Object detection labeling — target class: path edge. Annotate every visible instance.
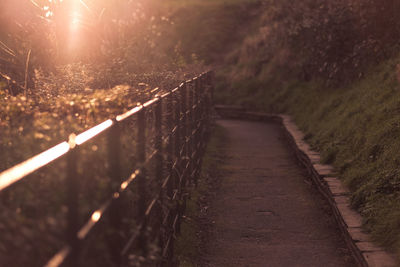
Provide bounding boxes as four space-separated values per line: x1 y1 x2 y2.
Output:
214 105 397 267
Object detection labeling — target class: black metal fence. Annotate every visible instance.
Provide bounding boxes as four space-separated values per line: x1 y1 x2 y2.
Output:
0 71 213 266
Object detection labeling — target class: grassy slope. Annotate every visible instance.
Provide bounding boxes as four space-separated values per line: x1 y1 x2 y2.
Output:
166 0 400 260
272 60 400 252
200 0 400 256
217 49 400 255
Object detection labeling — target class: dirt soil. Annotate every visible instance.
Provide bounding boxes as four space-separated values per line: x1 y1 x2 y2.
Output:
198 119 356 267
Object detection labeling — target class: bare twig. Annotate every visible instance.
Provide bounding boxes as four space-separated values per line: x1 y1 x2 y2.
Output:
0 40 16 57
24 49 31 98
0 72 24 95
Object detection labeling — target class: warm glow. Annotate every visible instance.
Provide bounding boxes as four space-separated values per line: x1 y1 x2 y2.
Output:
116 106 143 122
71 11 80 28
0 142 70 191
44 246 71 267
120 181 128 190
75 119 113 145
161 91 171 98
77 201 109 240
119 169 140 191
91 210 101 222
143 98 159 108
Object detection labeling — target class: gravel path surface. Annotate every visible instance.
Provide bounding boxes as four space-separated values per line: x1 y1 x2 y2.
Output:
201 120 355 267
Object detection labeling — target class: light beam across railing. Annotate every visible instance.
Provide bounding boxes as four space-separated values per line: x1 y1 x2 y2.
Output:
0 142 70 191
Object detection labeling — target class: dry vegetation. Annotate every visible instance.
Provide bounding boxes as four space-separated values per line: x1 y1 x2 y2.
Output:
0 0 208 169
0 0 209 265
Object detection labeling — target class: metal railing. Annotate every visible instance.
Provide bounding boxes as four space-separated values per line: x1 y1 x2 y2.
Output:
0 71 213 266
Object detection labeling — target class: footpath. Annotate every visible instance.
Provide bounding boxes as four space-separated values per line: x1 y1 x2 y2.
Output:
201 119 355 267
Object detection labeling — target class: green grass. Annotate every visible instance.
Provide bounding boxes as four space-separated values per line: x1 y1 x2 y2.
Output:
174 124 228 266
216 55 400 257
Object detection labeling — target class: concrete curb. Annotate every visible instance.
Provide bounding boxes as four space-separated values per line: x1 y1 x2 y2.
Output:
214 105 397 267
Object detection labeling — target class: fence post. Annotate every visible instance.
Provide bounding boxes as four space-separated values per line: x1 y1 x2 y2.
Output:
155 98 163 193
173 88 182 235
166 93 175 211
107 122 122 266
198 75 207 173
66 137 80 267
179 82 189 232
180 83 188 186
205 72 212 133
187 81 195 186
154 97 164 263
193 78 201 185
209 71 215 106
163 93 175 264
204 74 211 135
137 107 148 256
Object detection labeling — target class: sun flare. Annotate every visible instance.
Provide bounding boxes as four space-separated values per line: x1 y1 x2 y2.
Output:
71 11 81 27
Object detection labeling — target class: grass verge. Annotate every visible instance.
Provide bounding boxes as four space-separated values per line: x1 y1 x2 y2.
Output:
174 124 228 266
216 55 400 258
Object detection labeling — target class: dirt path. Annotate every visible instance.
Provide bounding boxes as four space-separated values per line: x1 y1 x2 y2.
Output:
201 120 355 267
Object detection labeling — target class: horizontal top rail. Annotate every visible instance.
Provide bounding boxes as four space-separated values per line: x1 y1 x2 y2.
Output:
0 72 210 193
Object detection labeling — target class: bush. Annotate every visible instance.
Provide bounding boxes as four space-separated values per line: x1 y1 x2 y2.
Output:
227 0 400 88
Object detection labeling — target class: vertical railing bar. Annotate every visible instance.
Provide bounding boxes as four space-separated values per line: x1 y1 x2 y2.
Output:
193 78 201 186
179 82 188 235
164 93 175 264
180 83 188 186
137 107 148 257
188 81 195 186
107 121 123 267
154 97 163 264
66 140 80 267
205 72 212 133
198 75 207 176
155 98 163 186
174 86 183 235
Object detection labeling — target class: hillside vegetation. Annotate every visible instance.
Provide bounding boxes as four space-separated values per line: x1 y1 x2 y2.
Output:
213 0 400 258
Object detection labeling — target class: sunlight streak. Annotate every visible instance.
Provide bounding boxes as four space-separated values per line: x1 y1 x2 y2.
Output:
77 201 110 240
91 210 101 222
0 142 70 191
75 119 113 145
78 0 91 13
44 246 71 267
116 106 143 121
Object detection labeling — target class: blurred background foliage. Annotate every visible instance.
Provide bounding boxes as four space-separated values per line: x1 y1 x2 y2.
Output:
0 0 208 95
3 0 400 97
221 0 400 95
